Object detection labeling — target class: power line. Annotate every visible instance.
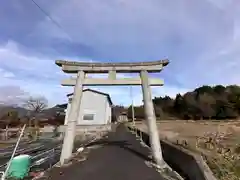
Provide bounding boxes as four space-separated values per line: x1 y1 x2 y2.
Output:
30 0 72 41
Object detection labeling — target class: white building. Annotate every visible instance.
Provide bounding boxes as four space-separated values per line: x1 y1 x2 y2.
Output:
64 89 113 126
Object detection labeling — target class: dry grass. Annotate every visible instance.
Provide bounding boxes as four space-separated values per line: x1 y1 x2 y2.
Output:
0 143 9 148
133 120 240 180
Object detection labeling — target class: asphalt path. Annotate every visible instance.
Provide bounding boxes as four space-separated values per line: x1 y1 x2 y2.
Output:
43 125 166 180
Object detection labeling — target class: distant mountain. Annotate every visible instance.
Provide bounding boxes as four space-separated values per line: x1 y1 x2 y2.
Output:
0 104 65 119
0 105 29 118
38 105 66 119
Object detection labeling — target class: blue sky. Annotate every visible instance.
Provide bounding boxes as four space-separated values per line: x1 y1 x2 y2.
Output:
0 0 239 107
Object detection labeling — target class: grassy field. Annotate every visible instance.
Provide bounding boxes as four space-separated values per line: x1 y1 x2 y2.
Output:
133 120 240 180
0 143 9 148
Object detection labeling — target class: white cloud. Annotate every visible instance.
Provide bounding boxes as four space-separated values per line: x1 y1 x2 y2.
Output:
0 41 186 106
3 72 15 78
0 85 29 105
152 86 190 98
0 41 70 106
1 0 240 107
207 0 234 10
0 68 15 78
32 0 240 87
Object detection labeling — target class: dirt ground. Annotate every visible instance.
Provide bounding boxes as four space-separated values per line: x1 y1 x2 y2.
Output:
134 120 240 148
133 120 240 180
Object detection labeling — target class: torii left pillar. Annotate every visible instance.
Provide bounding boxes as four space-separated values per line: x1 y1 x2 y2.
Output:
60 71 85 165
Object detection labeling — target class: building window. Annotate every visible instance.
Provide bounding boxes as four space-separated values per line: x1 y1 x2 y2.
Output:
83 114 94 121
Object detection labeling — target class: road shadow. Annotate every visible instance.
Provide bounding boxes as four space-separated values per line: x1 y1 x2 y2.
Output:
85 140 152 162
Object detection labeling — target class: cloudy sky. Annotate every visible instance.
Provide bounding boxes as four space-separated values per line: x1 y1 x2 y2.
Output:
0 0 239 107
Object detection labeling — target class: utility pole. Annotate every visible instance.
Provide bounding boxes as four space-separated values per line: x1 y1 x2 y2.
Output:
130 86 135 126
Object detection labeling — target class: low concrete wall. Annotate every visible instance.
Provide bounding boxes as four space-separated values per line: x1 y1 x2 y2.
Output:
59 124 112 134
129 127 217 180
41 124 112 134
40 125 113 141
41 126 55 133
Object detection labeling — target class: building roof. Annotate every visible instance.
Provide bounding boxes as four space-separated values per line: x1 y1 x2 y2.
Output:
55 104 68 108
67 89 113 106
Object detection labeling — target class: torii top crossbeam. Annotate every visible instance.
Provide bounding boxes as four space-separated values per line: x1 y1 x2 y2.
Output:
55 59 169 73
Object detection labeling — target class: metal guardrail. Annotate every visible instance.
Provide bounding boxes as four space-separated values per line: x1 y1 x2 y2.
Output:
31 145 61 162
0 136 99 174
0 141 41 154
31 149 54 162
30 145 62 171
0 164 6 170
31 149 55 167
0 145 62 172
0 144 45 158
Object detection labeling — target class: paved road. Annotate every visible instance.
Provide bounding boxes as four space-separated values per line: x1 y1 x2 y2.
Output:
42 124 166 180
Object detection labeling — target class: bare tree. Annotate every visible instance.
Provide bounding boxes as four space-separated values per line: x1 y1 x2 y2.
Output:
23 96 48 139
23 96 48 113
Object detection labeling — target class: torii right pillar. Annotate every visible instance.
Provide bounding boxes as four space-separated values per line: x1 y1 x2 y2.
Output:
140 70 165 167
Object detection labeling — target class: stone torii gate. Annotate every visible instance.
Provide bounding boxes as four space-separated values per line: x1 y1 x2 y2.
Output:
55 59 169 167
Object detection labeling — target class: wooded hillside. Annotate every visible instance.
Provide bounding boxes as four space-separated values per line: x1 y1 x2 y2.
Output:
128 85 240 120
